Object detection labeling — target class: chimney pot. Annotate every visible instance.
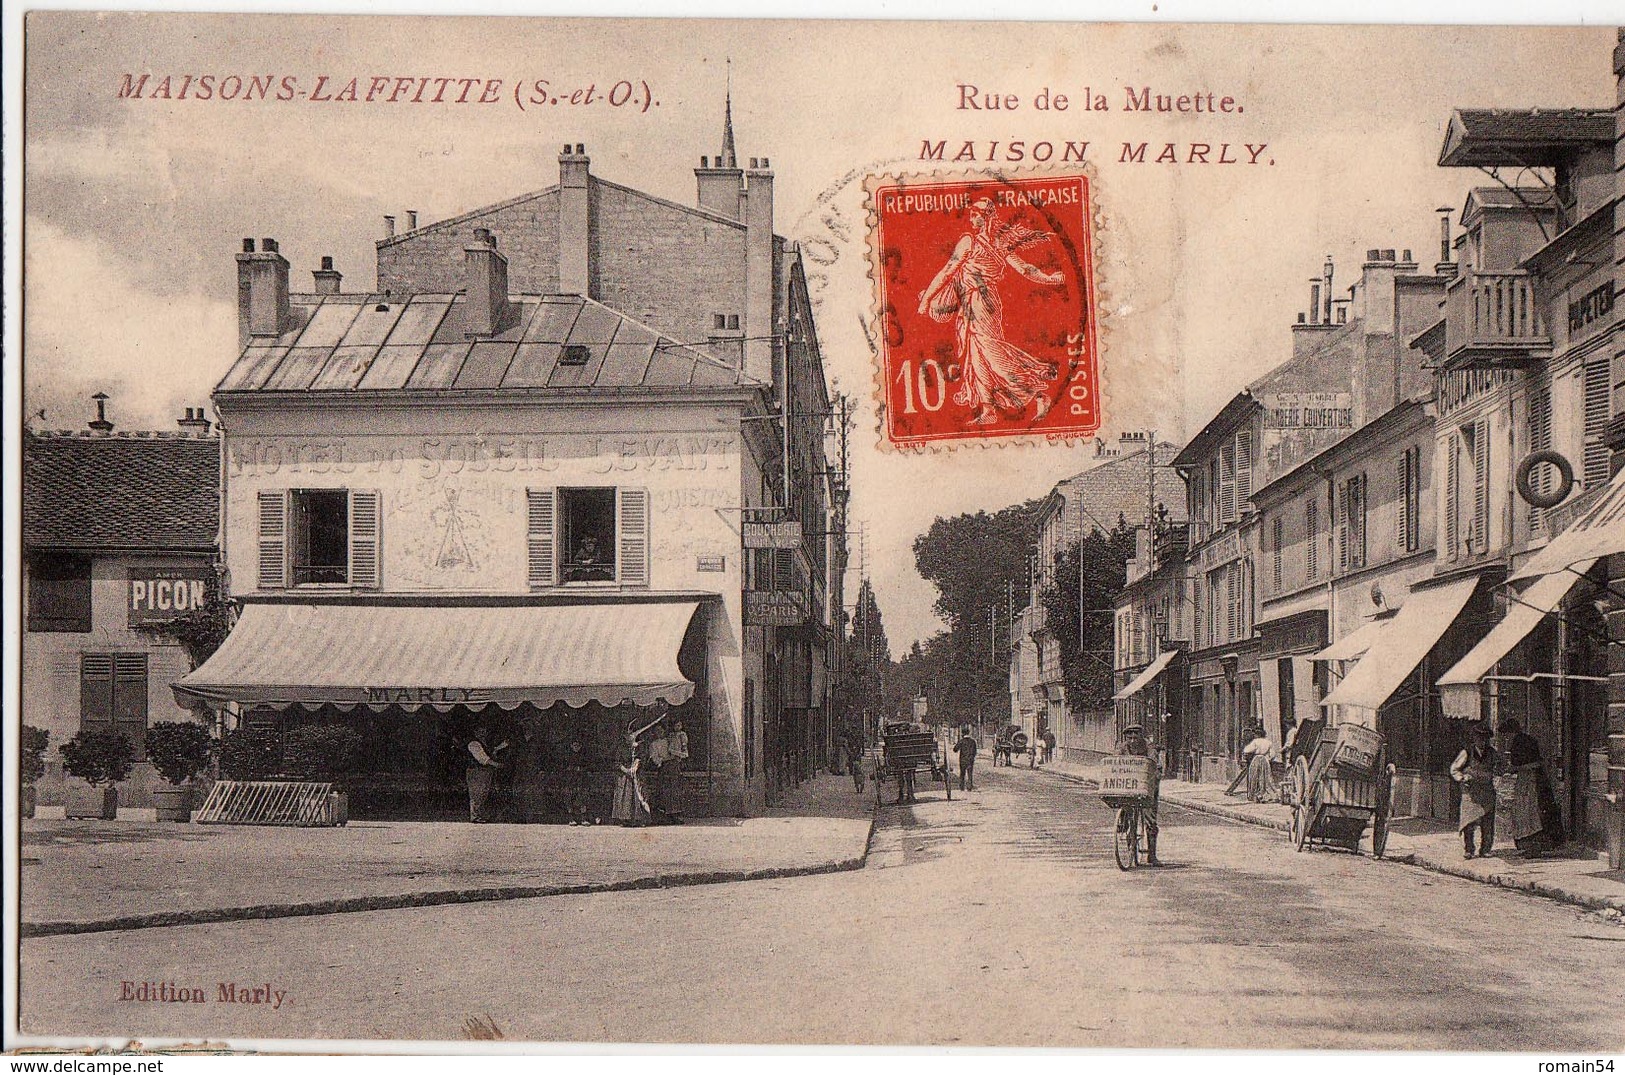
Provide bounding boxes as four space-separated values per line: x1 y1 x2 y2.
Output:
1402 249 1412 263
242 238 255 253
320 255 333 271
562 143 571 154
1382 248 1395 262
1297 312 1306 324
1367 248 1380 262
89 393 113 434
261 238 278 254
406 210 418 231
384 215 396 238
575 143 584 154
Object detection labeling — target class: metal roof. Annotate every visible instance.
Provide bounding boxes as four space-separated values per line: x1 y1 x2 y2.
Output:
217 293 756 396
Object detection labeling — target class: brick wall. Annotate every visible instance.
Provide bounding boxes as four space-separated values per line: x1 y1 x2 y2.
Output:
378 190 562 297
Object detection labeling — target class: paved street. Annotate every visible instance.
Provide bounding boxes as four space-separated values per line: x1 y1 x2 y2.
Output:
19 765 1625 1048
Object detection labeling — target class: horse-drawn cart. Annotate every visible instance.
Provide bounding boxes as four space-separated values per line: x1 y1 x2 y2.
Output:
1279 722 1394 856
880 724 953 802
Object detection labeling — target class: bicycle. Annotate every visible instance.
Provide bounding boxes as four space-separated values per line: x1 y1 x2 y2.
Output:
1112 801 1148 870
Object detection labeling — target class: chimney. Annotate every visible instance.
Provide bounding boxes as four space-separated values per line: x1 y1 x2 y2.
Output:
312 255 343 295
236 236 290 350
557 143 592 296
1435 207 1457 276
743 158 776 386
88 393 114 434
406 210 418 231
384 215 396 238
464 227 510 337
1308 280 1322 325
1322 255 1334 325
696 92 745 219
177 406 213 436
1360 247 1399 335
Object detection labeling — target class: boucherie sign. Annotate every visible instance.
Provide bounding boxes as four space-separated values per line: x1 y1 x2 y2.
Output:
128 566 213 625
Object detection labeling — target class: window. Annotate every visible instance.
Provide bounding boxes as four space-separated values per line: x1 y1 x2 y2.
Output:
1346 474 1367 570
81 653 149 758
28 551 92 632
1397 447 1422 554
712 313 741 332
258 489 380 589
293 489 349 584
526 486 650 588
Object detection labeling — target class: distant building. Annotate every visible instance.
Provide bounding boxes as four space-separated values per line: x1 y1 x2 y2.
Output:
21 406 220 814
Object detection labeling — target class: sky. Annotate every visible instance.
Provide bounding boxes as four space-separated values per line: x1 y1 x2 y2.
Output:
19 15 1616 646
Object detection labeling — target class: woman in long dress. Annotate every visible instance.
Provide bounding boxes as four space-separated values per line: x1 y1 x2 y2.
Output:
610 730 650 827
662 719 689 824
916 197 1065 426
1241 730 1276 803
1450 723 1502 858
1499 719 1565 855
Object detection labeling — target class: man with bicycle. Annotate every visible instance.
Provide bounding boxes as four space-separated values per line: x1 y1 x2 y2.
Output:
1117 723 1162 866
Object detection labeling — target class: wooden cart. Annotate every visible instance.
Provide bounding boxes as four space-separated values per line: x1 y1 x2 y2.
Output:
1279 723 1394 856
880 725 953 802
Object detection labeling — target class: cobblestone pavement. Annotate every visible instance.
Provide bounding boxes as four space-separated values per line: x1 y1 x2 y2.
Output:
18 764 1624 1048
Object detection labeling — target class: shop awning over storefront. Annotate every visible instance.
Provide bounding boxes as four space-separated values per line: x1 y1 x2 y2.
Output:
1310 617 1392 663
1511 466 1625 582
1112 650 1179 701
1320 577 1479 712
175 600 702 711
1435 559 1595 719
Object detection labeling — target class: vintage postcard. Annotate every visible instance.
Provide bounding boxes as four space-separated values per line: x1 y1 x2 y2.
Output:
7 10 1625 1057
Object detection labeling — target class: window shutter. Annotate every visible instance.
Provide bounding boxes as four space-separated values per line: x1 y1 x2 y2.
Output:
1219 442 1237 523
80 654 113 733
256 491 288 590
1472 419 1489 552
617 488 650 588
1337 483 1349 572
526 488 557 589
1584 355 1610 488
1395 454 1410 552
1529 384 1553 532
113 654 149 758
348 490 381 589
1351 474 1366 568
1306 500 1319 580
1235 429 1254 508
772 548 795 592
1271 517 1283 594
1226 564 1240 640
1445 435 1460 558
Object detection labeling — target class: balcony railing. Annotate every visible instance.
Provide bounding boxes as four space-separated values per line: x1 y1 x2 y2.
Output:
1442 269 1550 368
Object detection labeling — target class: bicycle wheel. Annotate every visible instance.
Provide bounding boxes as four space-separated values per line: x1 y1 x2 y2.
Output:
1114 807 1140 870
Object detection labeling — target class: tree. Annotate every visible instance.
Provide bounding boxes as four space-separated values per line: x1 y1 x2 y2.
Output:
1041 516 1136 714
139 569 232 670
834 578 895 737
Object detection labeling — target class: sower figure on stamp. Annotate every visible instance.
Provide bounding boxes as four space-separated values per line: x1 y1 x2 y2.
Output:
916 196 1065 426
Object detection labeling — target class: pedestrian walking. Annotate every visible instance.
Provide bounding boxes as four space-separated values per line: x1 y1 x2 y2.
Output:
1043 729 1056 765
847 728 867 793
1499 719 1565 856
956 725 979 791
463 722 507 823
1241 729 1276 803
1451 723 1503 858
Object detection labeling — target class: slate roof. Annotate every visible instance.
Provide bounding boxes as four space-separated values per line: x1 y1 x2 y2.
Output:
1440 108 1613 168
217 293 755 396
23 431 219 551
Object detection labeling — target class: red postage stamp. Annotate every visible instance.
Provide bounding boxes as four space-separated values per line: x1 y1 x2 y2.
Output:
865 170 1102 448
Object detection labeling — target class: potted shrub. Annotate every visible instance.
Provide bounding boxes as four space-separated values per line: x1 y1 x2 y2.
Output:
146 721 215 821
282 724 362 825
20 725 49 819
59 728 135 820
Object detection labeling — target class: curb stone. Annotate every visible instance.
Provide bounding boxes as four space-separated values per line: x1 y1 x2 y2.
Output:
22 801 882 939
1038 766 1623 914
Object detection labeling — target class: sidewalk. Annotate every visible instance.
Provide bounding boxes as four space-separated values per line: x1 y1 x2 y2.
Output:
1038 756 1625 915
19 772 875 937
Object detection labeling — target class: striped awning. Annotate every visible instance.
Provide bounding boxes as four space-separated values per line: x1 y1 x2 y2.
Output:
1113 650 1178 701
175 600 701 711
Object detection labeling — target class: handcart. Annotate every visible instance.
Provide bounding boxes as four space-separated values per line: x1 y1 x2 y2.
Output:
1098 755 1157 870
1279 722 1393 856
881 724 953 802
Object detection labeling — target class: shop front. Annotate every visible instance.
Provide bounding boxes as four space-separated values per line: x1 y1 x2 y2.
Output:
1257 610 1327 756
177 597 720 820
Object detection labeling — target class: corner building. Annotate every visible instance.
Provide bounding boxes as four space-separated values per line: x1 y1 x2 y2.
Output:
180 122 840 818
